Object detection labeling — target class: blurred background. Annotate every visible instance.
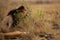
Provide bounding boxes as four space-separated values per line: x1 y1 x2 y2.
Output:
0 0 60 40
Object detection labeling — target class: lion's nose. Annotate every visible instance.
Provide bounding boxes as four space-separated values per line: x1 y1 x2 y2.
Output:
24 10 28 14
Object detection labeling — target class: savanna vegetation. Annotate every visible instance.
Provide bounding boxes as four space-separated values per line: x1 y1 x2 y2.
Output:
0 0 60 40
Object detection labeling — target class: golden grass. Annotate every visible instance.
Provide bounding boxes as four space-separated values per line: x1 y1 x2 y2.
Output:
0 2 60 40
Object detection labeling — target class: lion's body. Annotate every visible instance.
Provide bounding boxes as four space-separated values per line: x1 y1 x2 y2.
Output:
1 15 13 32
1 6 27 32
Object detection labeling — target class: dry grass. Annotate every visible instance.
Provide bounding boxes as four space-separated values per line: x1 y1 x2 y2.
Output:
0 0 60 40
